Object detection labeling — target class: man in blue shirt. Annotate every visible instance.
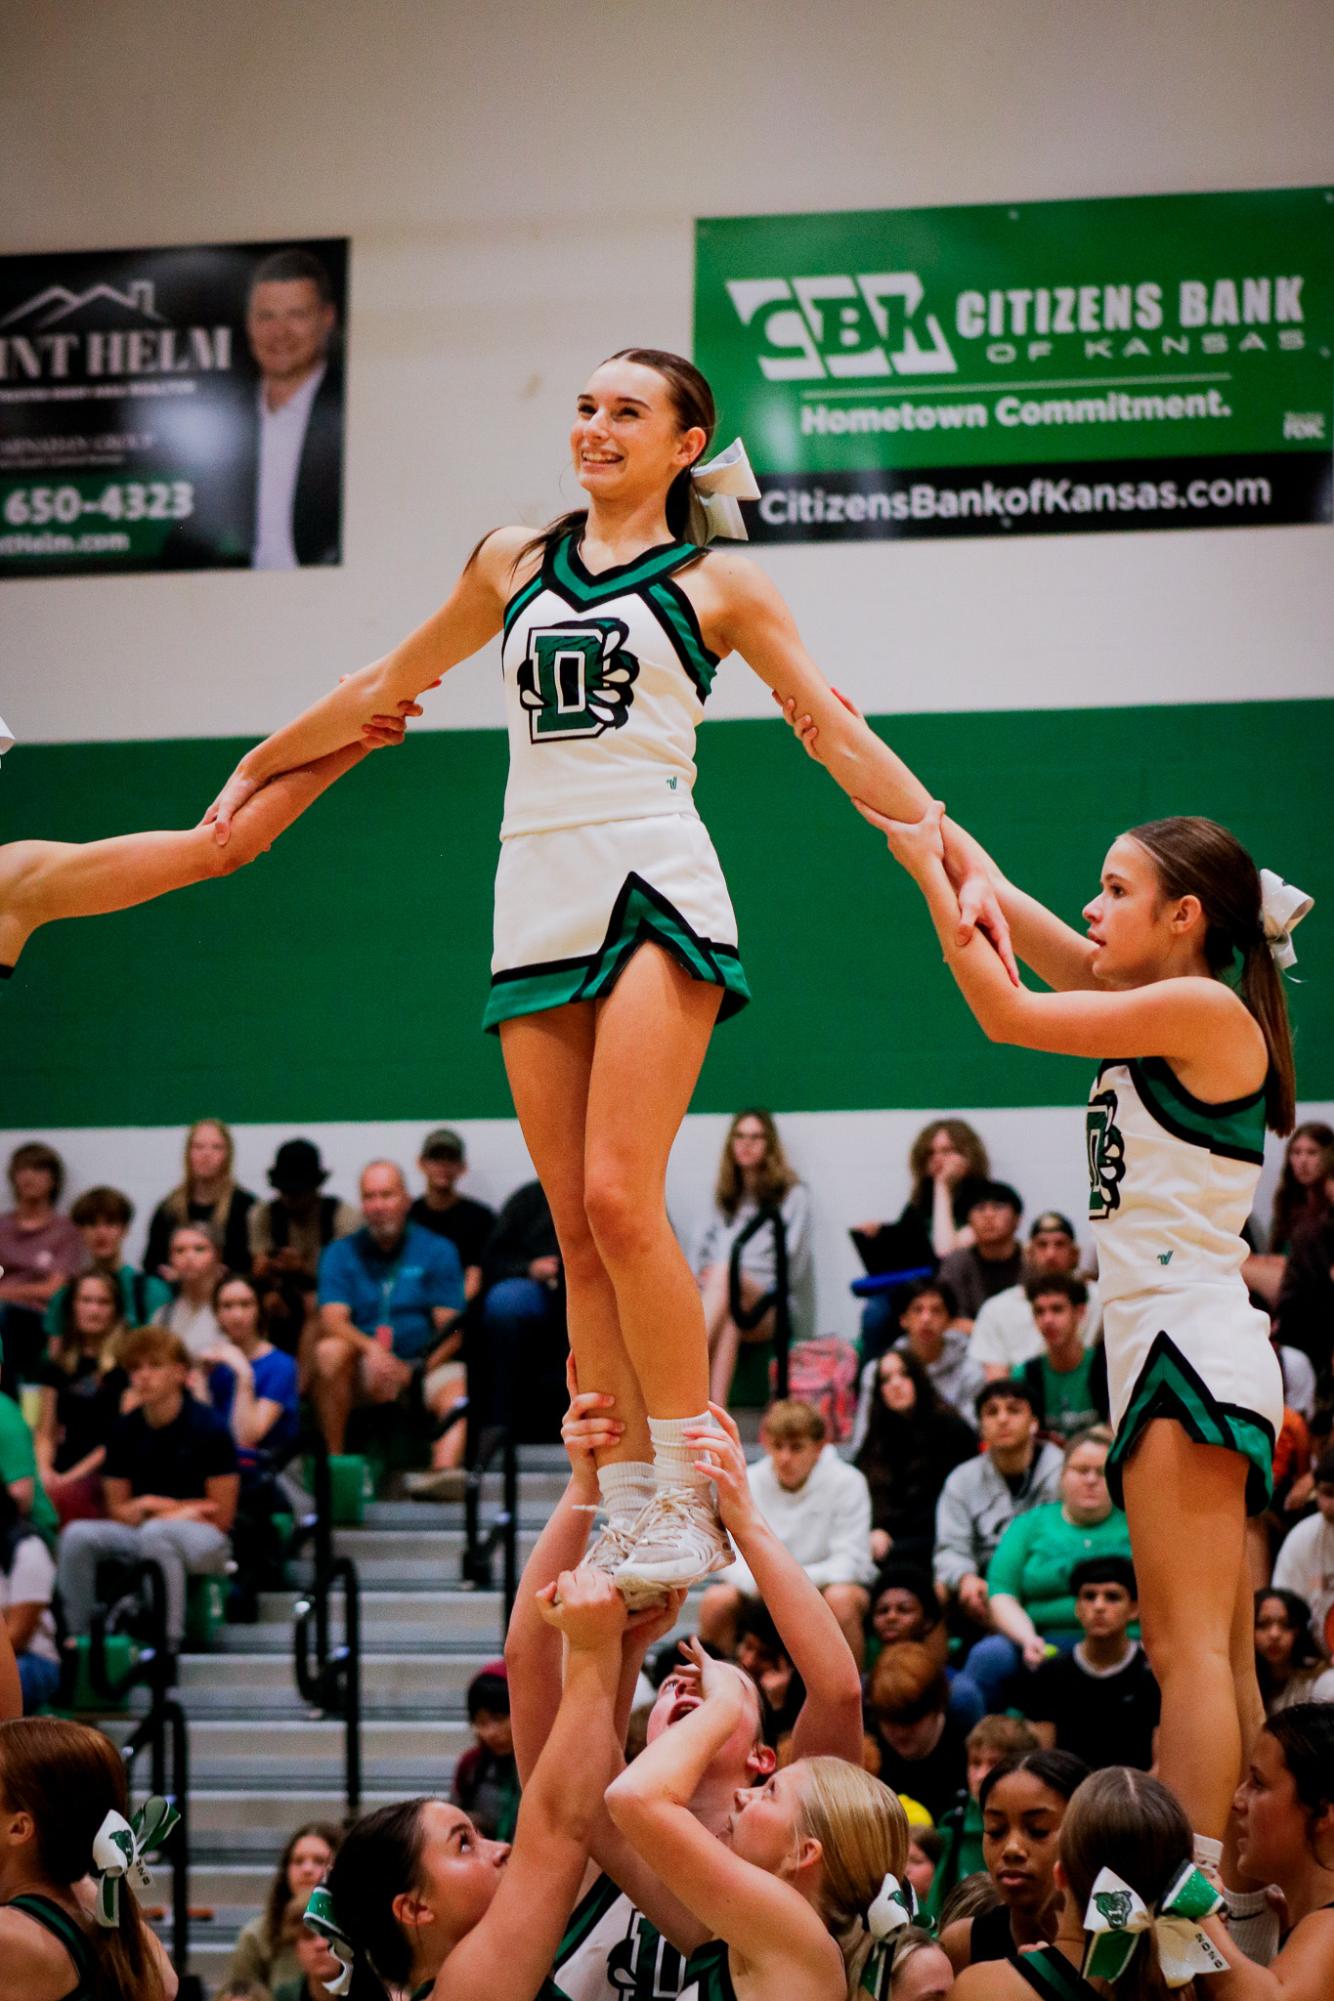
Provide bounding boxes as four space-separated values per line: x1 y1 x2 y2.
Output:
314 1161 464 1462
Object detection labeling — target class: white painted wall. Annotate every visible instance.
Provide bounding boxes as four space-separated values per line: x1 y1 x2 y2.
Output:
3 0 1333 747
5 1102 1326 1342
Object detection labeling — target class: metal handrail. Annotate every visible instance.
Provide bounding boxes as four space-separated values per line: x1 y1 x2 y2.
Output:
461 1417 519 1629
85 1559 196 1994
727 1202 793 1399
291 1429 363 1814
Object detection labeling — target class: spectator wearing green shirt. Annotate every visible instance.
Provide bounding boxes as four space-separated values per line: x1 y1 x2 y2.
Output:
964 1426 1129 1710
42 1186 171 1343
1010 1274 1108 1447
0 1387 59 1549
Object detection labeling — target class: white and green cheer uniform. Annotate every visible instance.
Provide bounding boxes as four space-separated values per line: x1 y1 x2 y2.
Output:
551 1871 688 2001
1086 1055 1282 1512
483 531 750 1031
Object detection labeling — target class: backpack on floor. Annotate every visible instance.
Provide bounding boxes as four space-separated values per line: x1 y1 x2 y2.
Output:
772 1337 860 1442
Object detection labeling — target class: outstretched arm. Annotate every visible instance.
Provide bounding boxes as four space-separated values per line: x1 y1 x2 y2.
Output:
0 740 367 969
203 526 528 840
440 1571 626 2001
859 800 1259 1069
686 1404 863 1762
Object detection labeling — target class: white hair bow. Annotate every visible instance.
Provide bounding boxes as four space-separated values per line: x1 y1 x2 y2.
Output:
1259 868 1314 970
305 1884 355 1996
866 1870 916 1939
90 1797 179 1928
687 438 760 544
1083 1863 1227 1988
0 714 12 758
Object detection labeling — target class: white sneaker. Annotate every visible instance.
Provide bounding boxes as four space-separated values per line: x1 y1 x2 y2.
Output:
613 1485 733 1606
581 1516 642 1577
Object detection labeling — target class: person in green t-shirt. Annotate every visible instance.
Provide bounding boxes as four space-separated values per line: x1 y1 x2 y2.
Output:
1011 1273 1109 1446
964 1427 1131 1710
0 1386 59 1548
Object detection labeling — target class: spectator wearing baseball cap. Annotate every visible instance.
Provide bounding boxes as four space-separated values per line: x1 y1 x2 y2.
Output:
935 1181 1025 1329
971 1211 1102 1381
248 1140 358 1355
409 1129 495 1303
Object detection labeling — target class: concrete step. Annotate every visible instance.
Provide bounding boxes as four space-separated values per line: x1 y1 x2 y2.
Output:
318 1527 541 1583
220 1586 510 1650
173 1649 487 1713
101 1714 468 1783
189 1785 397 1848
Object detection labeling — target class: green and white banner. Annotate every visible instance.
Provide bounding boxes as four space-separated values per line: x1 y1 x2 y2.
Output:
694 186 1334 540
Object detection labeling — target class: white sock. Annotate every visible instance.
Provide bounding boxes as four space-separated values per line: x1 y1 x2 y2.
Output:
1193 1833 1224 1870
1222 1886 1281 1966
597 1460 654 1527
649 1413 713 1491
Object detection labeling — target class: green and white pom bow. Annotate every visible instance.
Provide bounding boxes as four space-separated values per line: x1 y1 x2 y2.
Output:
860 1872 920 1999
305 1884 356 1996
90 1797 179 1928
1083 1861 1228 1987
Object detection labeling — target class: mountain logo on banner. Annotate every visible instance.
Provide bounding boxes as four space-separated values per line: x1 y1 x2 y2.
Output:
1 281 166 331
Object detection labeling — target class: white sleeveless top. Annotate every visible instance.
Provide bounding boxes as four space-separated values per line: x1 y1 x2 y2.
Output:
1086 1055 1266 1307
498 532 720 839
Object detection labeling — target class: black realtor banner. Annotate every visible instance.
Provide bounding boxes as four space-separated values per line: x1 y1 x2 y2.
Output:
693 187 1334 540
0 237 348 577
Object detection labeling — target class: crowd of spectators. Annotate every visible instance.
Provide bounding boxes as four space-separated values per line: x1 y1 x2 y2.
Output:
0 1106 1330 1997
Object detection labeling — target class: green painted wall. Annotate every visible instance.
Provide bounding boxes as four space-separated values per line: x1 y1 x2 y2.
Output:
5 700 1329 1127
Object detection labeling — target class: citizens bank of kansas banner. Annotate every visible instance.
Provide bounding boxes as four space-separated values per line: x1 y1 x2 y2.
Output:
694 187 1333 541
0 237 348 578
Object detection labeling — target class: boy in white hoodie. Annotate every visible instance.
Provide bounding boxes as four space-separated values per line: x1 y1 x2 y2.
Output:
697 1398 876 1664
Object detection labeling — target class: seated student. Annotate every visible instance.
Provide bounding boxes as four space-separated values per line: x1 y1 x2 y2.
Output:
887 1923 953 2001
1020 1555 1160 1771
0 1715 177 2001
505 1390 864 2001
864 1641 969 1822
151 1221 226 1357
409 1128 496 1303
225 1821 340 1999
940 1749 1088 1977
923 1716 1039 1923
33 1269 131 1524
468 1178 569 1446
964 1427 1130 1713
606 1641 912 2001
56 1326 239 1649
0 1141 85 1395
693 1109 811 1408
312 1160 464 1467
305 1570 634 2001
1209 1704 1334 2001
730 1596 807 1755
1272 1448 1334 1652
971 1211 1101 1382
856 1120 992 1361
143 1116 255 1280
951 1764 1225 2001
0 1485 60 1712
852 1281 983 1449
248 1138 358 1356
203 1273 300 1460
272 1909 345 2001
936 1181 1024 1332
1010 1275 1109 1447
1254 1587 1334 1712
698 1397 876 1666
932 1380 1063 1641
855 1347 977 1567
42 1185 170 1340
865 1565 984 1730
0 1386 58 1551
450 1660 520 1841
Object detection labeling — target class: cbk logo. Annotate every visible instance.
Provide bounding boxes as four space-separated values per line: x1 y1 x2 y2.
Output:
518 619 639 743
725 271 957 382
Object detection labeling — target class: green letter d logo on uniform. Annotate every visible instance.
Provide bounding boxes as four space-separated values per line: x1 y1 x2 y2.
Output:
518 618 640 742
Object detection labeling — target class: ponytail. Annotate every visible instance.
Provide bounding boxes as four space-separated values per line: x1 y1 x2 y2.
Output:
1128 816 1298 1134
1060 1769 1198 2001
0 1719 166 2001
